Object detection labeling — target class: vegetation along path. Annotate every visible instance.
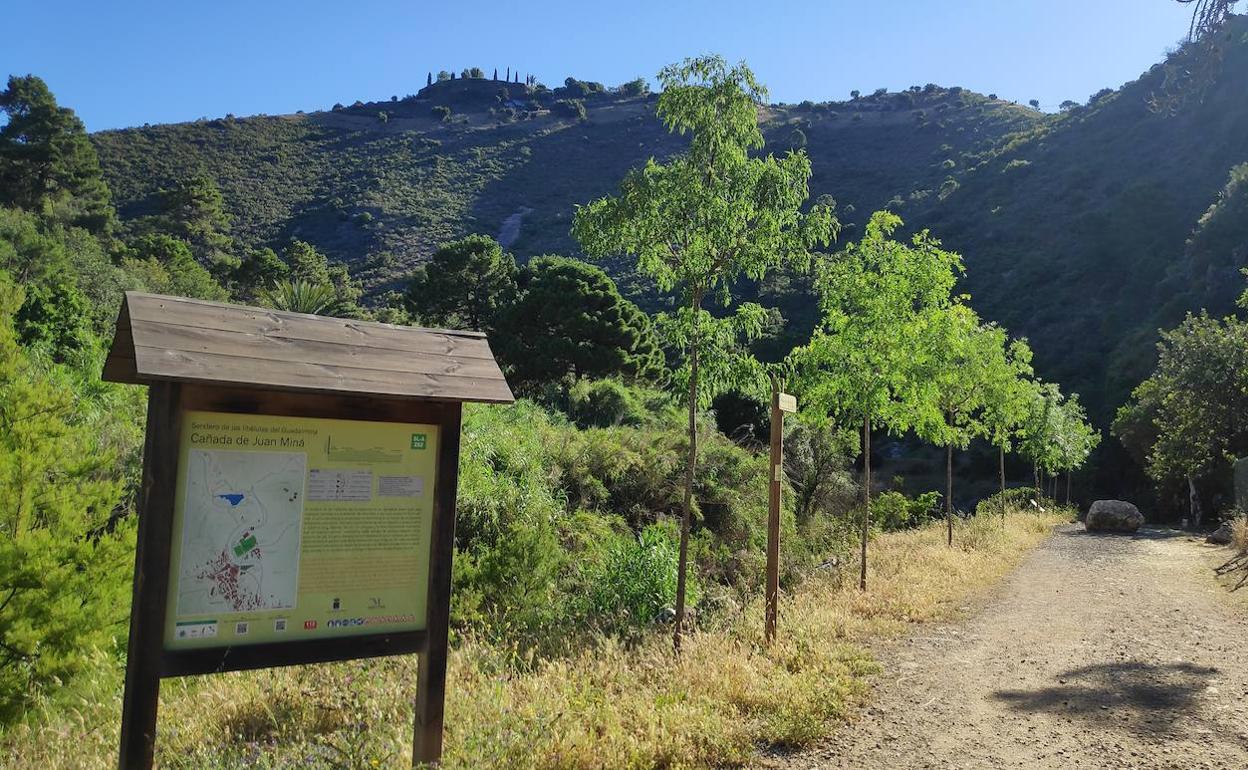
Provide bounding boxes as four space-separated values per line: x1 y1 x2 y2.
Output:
763 525 1248 770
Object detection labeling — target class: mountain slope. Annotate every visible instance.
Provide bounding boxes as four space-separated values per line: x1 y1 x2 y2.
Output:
90 21 1248 427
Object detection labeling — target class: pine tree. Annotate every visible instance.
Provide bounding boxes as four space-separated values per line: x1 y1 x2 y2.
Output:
0 75 114 234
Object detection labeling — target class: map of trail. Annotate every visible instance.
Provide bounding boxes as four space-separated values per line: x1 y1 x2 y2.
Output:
176 449 307 616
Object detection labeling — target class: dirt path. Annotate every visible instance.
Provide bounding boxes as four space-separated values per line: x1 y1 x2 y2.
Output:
761 526 1248 769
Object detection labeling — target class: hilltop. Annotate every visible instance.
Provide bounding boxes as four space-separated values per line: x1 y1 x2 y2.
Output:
90 21 1248 431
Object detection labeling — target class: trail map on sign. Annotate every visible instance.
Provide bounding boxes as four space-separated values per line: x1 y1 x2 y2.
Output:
165 411 438 650
176 450 306 615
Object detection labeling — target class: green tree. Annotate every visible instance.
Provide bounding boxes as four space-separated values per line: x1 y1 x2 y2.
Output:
791 211 960 588
1112 312 1248 524
0 76 114 235
920 305 1015 545
124 233 228 301
1051 393 1100 504
0 272 133 721
404 235 518 331
574 56 837 649
494 256 664 391
1019 381 1067 496
980 338 1037 520
153 174 236 277
230 247 289 300
281 240 363 317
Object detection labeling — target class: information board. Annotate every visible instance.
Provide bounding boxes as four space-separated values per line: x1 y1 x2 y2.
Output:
163 410 439 650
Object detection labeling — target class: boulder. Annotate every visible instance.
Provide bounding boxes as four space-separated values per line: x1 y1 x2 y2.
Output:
1085 500 1145 533
1207 522 1235 545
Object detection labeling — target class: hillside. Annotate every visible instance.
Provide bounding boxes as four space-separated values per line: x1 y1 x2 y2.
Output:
90 21 1248 429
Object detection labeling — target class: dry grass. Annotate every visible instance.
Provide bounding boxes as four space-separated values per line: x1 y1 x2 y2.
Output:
1230 515 1248 554
1 509 1067 769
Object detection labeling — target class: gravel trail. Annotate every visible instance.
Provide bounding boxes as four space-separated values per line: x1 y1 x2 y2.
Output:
761 525 1248 769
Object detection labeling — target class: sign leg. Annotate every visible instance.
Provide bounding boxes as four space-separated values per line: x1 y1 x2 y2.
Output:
413 404 461 766
119 383 181 769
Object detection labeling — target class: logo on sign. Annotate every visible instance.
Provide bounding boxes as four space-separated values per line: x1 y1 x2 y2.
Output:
304 620 318 630
411 433 427 450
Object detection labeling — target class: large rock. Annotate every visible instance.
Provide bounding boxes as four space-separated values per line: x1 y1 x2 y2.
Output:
1207 522 1235 545
1085 500 1145 533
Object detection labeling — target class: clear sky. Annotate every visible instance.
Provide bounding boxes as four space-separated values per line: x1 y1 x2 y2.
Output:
2 0 1199 131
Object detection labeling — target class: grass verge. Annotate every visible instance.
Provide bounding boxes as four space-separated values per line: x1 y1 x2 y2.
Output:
2 509 1068 769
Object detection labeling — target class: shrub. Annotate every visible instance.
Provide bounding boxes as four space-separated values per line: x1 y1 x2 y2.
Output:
554 99 587 121
0 274 134 722
578 523 689 635
431 105 451 122
869 490 940 531
567 378 649 428
618 78 649 97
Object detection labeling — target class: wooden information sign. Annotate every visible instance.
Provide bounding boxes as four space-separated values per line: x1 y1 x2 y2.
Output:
102 293 513 769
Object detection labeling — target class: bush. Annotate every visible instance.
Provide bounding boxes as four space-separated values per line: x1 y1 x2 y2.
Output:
0 274 134 722
617 78 649 97
567 378 649 428
554 99 586 121
578 523 689 635
975 487 1044 518
431 105 451 122
869 490 939 531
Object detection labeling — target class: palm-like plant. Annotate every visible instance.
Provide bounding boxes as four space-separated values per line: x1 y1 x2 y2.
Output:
258 279 337 315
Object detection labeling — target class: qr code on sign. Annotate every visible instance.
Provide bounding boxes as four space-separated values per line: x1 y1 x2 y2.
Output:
235 621 249 636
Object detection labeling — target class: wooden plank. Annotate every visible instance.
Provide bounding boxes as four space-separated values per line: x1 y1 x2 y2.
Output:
118 383 182 770
132 345 515 404
765 384 782 645
413 403 462 766
125 293 496 359
128 319 505 380
162 631 427 677
179 384 447 424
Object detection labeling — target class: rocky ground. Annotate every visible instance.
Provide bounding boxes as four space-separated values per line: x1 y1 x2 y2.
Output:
760 525 1248 769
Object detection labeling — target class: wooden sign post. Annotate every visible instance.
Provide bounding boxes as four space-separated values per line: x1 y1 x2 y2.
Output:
765 376 796 645
103 293 513 769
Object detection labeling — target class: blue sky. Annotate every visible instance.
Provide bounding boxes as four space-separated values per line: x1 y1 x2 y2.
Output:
3 0 1199 131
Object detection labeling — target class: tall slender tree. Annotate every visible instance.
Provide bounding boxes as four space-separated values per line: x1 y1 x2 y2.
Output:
791 211 960 588
920 305 1016 545
575 56 837 650
981 339 1037 522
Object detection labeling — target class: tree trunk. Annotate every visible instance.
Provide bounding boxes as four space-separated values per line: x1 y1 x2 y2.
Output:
999 445 1007 526
1187 475 1203 529
673 295 701 653
1033 463 1040 495
1065 472 1072 506
860 414 870 591
946 442 954 547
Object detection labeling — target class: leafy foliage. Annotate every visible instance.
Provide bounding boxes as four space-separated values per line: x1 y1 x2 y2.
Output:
0 273 134 721
494 256 664 392
404 234 517 330
575 55 836 648
0 75 113 234
1113 312 1248 511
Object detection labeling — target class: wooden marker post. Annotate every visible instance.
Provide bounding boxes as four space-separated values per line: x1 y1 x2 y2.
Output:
765 377 797 645
103 293 513 769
